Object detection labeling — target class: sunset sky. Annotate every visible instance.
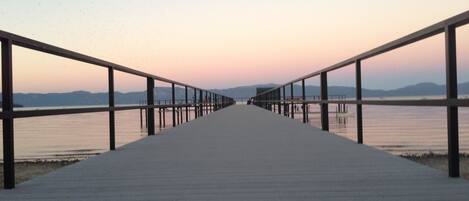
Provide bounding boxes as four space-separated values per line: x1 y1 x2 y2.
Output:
0 0 468 92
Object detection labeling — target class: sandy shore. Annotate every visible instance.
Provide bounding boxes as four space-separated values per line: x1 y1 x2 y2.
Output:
0 160 80 189
401 154 469 179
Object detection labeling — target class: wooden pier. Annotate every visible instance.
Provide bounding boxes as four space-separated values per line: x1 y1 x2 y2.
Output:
1 105 469 200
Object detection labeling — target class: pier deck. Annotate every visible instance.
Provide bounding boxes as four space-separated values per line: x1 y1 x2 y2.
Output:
1 105 469 200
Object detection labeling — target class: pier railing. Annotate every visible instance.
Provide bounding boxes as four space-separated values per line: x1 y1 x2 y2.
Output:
251 11 469 178
0 30 235 189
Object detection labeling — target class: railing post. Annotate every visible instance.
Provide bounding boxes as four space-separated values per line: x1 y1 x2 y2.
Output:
445 25 459 177
209 93 212 113
2 39 14 189
176 106 180 125
199 90 203 117
159 107 162 129
193 88 197 118
290 83 294 119
320 72 329 131
356 60 363 144
163 107 166 127
171 83 176 127
180 105 183 122
267 93 270 111
108 68 115 150
283 86 287 116
277 89 281 114
222 96 225 108
147 78 155 135
214 94 218 111
302 79 306 123
185 86 188 122
208 93 211 113
204 92 208 115
270 93 273 111
207 93 209 111
271 92 274 112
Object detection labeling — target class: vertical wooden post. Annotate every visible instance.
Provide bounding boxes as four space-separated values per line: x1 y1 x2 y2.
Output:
320 72 329 131
180 106 183 122
214 95 218 111
290 83 294 119
277 89 281 114
356 60 363 144
283 86 287 116
2 39 14 189
445 25 459 177
302 79 306 123
108 68 115 150
208 93 211 113
204 92 208 115
171 83 176 127
176 107 180 125
147 78 155 135
194 88 198 118
158 108 162 129
199 90 204 117
139 106 143 128
162 108 166 127
185 86 188 122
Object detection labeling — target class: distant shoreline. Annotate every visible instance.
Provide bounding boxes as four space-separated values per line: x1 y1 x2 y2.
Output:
7 81 469 107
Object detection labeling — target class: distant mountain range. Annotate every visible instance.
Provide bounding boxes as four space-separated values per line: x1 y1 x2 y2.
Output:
5 81 469 107
213 81 469 99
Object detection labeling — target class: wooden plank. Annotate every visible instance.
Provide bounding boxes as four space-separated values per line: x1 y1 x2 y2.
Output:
1 105 468 200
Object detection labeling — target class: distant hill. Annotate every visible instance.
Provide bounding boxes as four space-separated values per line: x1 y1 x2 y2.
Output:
213 82 469 99
11 87 190 107
0 102 23 107
4 82 469 107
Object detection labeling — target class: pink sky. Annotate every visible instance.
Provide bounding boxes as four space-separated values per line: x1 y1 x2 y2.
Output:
0 0 468 92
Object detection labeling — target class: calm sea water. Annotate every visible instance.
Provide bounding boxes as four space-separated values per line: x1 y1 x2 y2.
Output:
0 99 468 160
0 107 189 160
294 97 469 155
